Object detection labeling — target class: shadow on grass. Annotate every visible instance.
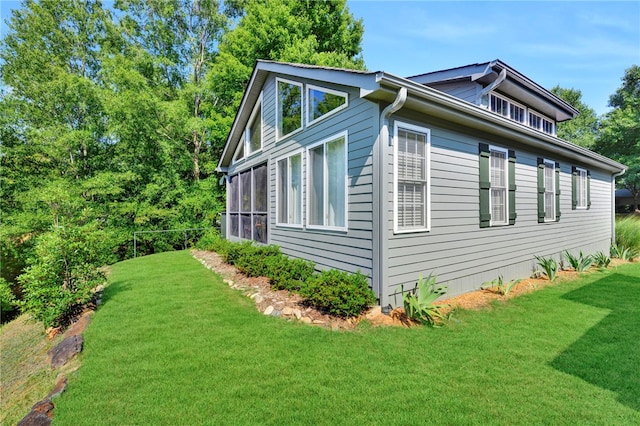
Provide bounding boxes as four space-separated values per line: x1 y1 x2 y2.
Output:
550 273 640 411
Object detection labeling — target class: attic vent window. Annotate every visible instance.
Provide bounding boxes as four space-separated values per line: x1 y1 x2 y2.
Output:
307 84 348 125
277 78 303 140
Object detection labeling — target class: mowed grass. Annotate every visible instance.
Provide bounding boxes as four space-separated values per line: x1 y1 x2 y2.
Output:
54 251 640 425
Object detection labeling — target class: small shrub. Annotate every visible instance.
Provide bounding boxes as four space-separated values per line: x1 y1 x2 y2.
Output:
234 244 281 277
611 244 639 262
196 229 232 256
266 256 315 291
403 273 449 326
301 270 376 318
535 255 558 281
480 275 521 296
564 250 593 272
592 251 611 268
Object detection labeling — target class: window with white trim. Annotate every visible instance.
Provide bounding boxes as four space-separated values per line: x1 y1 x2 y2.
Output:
277 78 303 140
543 159 555 221
228 163 268 243
245 96 262 155
276 152 303 226
307 132 347 230
394 122 430 233
529 111 555 135
307 84 348 125
488 93 556 135
576 167 588 209
490 146 508 225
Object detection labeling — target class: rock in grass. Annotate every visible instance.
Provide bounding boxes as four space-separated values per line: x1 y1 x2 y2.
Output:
263 306 274 315
17 399 54 426
48 335 83 369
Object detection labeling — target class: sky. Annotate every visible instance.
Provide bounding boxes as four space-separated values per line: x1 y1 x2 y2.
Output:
1 0 639 115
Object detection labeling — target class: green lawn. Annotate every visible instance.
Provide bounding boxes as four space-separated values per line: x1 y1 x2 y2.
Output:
54 251 640 425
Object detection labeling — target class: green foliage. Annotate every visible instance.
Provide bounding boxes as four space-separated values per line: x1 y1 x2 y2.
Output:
611 244 639 262
234 244 282 278
300 269 375 318
18 226 107 328
564 250 594 272
551 86 598 149
481 275 521 296
0 277 19 320
265 256 316 291
615 215 640 251
535 255 559 281
403 273 449 326
592 252 611 269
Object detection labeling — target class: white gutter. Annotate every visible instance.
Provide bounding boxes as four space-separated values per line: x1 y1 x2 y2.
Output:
377 87 407 312
612 169 627 246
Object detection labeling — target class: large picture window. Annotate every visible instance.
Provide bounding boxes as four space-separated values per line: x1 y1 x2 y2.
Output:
228 163 268 243
277 152 303 226
277 78 303 140
307 132 347 230
307 84 348 125
393 122 430 233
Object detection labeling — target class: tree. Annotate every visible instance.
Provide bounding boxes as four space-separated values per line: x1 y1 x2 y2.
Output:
206 0 365 157
551 86 598 149
595 66 640 210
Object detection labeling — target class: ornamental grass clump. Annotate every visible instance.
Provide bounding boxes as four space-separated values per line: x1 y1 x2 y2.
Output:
615 215 640 252
564 250 593 272
480 275 521 296
403 273 449 326
535 255 559 281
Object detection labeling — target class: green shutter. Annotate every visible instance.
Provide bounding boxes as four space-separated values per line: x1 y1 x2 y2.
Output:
508 150 517 225
587 170 591 209
479 143 491 228
537 158 545 223
571 166 577 210
555 162 561 222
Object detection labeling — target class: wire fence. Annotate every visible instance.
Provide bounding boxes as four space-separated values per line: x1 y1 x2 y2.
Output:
133 227 212 258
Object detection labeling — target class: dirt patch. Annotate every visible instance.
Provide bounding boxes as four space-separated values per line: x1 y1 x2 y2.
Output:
192 250 632 329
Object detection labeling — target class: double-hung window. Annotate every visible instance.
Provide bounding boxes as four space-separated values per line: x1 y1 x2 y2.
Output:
572 166 590 209
489 147 508 225
277 152 303 226
307 132 347 230
276 78 303 140
543 160 556 221
394 122 430 233
537 158 560 222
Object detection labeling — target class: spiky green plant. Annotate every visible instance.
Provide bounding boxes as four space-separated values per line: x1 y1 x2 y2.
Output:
480 276 522 295
592 251 611 268
564 250 593 272
611 244 639 262
403 273 449 326
535 255 559 281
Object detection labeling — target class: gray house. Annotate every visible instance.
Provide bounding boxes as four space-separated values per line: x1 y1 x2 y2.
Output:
217 59 626 308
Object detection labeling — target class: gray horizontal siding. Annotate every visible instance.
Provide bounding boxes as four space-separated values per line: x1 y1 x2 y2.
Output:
261 73 378 281
428 81 481 104
383 112 614 305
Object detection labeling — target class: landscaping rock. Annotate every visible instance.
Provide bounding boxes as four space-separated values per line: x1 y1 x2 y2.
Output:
293 309 302 320
47 376 67 398
263 306 274 315
18 399 54 426
282 307 293 316
48 335 83 369
300 317 312 324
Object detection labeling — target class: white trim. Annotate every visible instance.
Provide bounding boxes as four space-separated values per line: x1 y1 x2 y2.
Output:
275 149 304 228
393 121 431 234
543 158 556 222
489 91 556 136
305 130 349 232
489 145 509 226
245 92 263 156
306 83 349 127
275 77 304 141
575 166 588 209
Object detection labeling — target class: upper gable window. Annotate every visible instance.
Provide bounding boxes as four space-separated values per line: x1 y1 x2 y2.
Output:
307 84 348 125
246 95 262 155
488 93 555 135
277 78 303 140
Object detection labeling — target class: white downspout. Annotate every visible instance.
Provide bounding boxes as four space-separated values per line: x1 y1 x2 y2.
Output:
377 87 407 312
612 169 626 246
